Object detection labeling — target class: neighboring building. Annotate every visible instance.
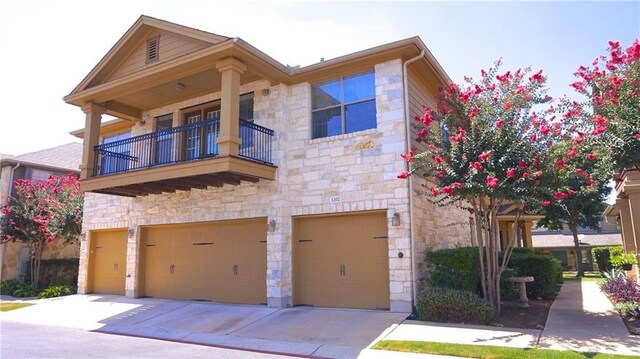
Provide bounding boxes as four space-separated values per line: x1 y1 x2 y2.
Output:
606 169 640 281
65 16 472 312
530 217 623 271
0 143 83 281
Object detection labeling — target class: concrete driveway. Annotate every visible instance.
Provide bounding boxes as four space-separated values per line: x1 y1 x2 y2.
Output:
0 295 407 358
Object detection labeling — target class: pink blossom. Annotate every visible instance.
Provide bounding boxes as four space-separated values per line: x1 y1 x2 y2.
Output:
478 152 491 161
397 171 409 179
555 159 567 169
506 168 516 178
496 119 505 128
587 152 597 160
529 69 544 83
469 108 479 119
433 155 444 165
401 151 415 163
567 146 577 159
518 160 526 168
442 186 453 195
431 185 440 197
428 144 437 151
486 176 499 188
472 162 484 171
554 192 569 200
543 200 551 207
522 172 530 179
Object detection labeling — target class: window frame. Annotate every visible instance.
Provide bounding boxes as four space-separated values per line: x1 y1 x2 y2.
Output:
311 70 377 139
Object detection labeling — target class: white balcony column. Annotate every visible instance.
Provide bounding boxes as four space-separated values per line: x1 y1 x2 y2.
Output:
79 103 105 179
215 57 246 157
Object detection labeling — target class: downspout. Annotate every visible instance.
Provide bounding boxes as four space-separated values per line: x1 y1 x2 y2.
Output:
402 51 425 306
0 162 20 281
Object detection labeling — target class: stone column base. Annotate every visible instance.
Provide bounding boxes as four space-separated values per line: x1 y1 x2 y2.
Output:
268 296 292 309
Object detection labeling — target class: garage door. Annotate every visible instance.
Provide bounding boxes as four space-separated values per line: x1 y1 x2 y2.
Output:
293 211 390 310
142 218 267 304
91 230 127 295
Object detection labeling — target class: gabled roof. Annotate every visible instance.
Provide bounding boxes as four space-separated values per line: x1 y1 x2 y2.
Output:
69 15 231 96
1 143 82 173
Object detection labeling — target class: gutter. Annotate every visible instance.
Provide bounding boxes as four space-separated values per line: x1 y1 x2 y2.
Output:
402 50 425 306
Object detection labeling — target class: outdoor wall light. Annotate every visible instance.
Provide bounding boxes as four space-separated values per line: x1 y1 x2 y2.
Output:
268 219 277 232
261 88 270 97
391 212 401 227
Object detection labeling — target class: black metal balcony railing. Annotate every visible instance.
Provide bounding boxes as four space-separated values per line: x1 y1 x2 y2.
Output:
93 119 274 177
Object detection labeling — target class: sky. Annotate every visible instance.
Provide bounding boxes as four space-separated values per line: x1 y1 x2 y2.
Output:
0 0 638 156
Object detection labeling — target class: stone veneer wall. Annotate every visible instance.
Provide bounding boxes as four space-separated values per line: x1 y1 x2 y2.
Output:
411 175 472 293
76 59 446 312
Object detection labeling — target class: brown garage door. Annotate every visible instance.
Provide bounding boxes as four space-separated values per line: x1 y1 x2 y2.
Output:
142 218 267 304
293 211 390 310
91 230 127 295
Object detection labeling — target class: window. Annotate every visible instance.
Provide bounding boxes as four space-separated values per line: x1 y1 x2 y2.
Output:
239 92 254 149
183 101 220 160
146 35 160 64
101 131 131 174
155 114 173 164
311 70 376 139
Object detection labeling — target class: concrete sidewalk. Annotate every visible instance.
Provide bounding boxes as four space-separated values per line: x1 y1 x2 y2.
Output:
538 280 640 356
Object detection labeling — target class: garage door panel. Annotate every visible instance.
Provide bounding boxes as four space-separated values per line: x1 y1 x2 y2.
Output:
294 212 389 310
92 230 127 295
143 219 267 304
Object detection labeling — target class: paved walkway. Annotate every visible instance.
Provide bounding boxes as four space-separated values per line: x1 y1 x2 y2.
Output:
538 280 640 356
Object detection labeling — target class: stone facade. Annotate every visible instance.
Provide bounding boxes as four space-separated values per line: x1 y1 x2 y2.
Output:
411 175 472 293
79 59 470 311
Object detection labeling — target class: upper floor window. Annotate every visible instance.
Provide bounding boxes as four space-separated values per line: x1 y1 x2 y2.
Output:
311 70 377 139
101 131 131 174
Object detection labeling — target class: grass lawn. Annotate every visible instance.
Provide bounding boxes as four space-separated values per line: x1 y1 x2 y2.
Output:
563 271 602 281
373 340 635 359
0 302 34 312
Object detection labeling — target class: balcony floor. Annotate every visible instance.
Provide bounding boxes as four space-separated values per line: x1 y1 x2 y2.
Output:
81 156 276 197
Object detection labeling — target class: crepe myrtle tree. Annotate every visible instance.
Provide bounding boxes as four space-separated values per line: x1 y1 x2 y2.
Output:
534 99 611 277
570 39 640 172
398 60 553 314
0 174 83 286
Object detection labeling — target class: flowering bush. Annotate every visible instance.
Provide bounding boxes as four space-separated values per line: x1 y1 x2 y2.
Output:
400 60 556 313
601 277 640 304
0 174 83 285
571 39 640 171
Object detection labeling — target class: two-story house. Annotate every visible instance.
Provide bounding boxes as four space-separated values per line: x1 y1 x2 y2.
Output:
66 16 471 312
0 143 82 281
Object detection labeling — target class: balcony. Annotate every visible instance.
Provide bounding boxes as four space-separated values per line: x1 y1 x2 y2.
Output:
81 119 276 197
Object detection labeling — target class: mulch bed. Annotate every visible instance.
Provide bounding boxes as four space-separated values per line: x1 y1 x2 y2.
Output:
492 298 554 330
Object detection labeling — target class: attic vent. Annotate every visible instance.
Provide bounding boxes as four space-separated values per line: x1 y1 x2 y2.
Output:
146 35 160 64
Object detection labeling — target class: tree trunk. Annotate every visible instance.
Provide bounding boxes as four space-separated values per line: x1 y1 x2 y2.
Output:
29 241 43 286
570 225 584 277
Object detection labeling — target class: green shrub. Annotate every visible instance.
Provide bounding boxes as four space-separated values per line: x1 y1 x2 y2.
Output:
510 253 563 299
416 287 495 325
425 247 479 292
500 268 518 300
511 247 535 256
38 283 74 299
11 284 39 298
592 247 620 273
0 279 23 295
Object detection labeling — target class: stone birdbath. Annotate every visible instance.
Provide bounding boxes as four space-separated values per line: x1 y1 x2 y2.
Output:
508 276 534 308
